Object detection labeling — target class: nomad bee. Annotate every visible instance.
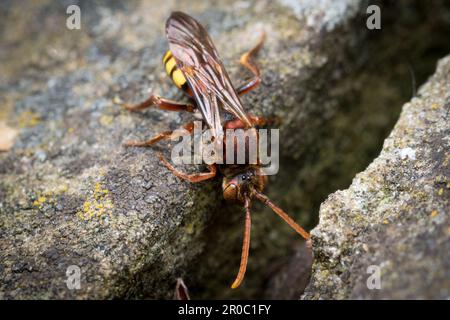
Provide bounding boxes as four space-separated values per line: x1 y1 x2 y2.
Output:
123 11 309 289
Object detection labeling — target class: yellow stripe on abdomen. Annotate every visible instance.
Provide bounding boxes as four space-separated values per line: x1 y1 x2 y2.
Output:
165 57 177 75
162 50 187 89
162 50 172 64
172 69 186 88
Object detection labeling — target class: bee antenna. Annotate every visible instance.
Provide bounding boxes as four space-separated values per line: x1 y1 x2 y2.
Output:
253 190 310 240
231 196 251 289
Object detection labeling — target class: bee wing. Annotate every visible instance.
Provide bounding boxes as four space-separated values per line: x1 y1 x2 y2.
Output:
166 11 252 139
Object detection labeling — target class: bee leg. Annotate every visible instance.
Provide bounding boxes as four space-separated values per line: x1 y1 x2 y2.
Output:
249 115 267 127
174 278 190 300
123 122 194 147
236 32 265 96
250 114 282 127
224 115 270 129
122 95 195 113
157 153 217 183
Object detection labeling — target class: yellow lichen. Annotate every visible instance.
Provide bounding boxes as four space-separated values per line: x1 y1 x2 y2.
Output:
77 182 114 221
443 153 450 167
16 110 41 128
57 184 68 193
32 183 69 210
185 222 195 235
430 210 438 218
99 115 114 126
113 95 123 105
33 195 48 209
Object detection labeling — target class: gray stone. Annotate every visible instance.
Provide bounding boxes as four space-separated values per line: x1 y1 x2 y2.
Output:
303 56 450 300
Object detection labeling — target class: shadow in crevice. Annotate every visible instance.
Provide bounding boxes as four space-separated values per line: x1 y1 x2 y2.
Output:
265 0 450 299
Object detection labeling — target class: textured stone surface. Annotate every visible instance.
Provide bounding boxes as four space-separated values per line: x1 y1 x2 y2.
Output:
303 56 450 300
0 0 449 299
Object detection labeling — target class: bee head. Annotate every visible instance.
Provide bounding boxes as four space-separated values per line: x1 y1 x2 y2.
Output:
222 169 267 202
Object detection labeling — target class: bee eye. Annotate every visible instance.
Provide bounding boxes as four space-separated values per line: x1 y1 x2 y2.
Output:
242 175 247 181
223 183 238 201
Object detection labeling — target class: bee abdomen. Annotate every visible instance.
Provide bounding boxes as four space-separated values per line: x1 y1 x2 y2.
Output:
162 50 188 91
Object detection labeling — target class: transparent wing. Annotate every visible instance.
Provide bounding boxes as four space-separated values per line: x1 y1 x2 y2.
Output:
166 11 252 139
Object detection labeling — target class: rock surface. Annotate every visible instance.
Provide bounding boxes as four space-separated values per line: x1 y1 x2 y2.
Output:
0 0 449 299
303 56 450 299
